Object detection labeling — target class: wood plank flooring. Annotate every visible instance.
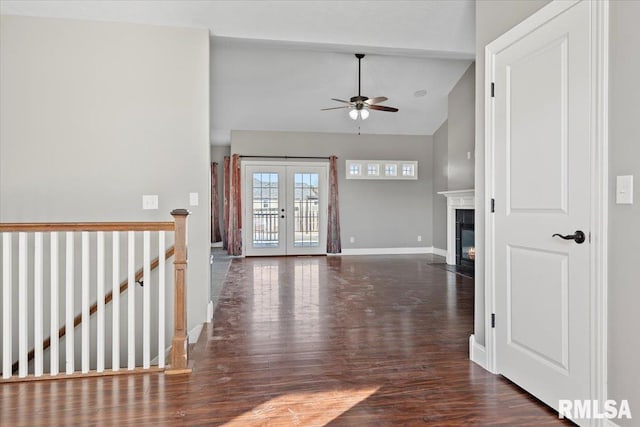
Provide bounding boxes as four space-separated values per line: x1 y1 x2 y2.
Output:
0 255 571 426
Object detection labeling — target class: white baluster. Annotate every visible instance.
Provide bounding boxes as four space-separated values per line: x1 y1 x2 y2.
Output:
2 233 12 379
127 231 135 370
112 232 120 372
65 232 74 374
143 231 151 369
96 231 105 373
18 232 27 378
50 232 59 376
158 231 165 368
34 232 43 377
81 232 89 373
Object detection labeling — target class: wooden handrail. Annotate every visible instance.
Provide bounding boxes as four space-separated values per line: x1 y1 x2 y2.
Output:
9 246 176 375
0 222 175 232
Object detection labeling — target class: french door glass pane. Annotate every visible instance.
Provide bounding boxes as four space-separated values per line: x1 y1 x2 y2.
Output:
293 173 320 247
252 173 279 248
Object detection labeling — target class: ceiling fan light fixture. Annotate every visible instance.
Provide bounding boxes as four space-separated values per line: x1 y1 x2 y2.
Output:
322 53 399 119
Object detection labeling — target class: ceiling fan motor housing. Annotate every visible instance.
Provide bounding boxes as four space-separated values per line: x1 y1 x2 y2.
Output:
350 95 369 109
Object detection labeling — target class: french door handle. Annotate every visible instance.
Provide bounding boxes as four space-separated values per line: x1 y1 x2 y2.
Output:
552 230 585 244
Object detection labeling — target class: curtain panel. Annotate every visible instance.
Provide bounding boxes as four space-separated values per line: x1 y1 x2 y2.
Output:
327 155 342 253
211 162 222 243
227 154 242 255
222 156 230 250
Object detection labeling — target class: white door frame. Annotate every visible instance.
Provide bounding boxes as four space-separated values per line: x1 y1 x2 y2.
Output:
483 0 608 410
241 160 329 256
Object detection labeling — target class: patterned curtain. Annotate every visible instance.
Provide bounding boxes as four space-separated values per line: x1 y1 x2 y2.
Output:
327 155 342 253
227 154 243 255
222 156 230 250
211 162 222 243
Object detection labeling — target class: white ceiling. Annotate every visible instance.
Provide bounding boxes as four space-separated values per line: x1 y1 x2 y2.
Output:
1 0 476 144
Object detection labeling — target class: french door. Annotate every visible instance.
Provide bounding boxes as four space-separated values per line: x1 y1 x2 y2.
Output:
243 162 328 256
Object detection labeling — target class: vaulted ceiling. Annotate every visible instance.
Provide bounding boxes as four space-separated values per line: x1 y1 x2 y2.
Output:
1 1 476 144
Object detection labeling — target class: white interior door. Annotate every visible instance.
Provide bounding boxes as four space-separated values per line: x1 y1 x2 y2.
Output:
244 162 327 256
491 0 591 417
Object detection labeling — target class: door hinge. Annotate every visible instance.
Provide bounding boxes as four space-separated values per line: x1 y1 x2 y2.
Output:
491 198 495 213
491 82 495 98
491 313 496 328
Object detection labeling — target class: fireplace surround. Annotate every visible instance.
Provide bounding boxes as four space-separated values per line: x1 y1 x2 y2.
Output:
437 189 475 268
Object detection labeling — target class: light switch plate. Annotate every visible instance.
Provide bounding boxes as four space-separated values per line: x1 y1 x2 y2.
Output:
189 192 199 206
616 175 633 204
142 195 159 210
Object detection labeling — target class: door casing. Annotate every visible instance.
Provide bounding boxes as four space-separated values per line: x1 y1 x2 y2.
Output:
483 0 608 415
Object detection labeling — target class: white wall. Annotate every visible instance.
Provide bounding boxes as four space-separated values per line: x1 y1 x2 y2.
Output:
0 16 211 341
432 120 448 251
447 63 476 191
608 2 640 424
232 130 434 250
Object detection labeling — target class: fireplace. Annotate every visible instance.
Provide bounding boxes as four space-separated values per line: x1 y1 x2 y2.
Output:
436 189 474 270
455 209 475 274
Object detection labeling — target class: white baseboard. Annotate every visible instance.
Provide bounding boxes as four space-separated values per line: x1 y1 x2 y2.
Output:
207 301 214 323
150 323 205 366
188 323 204 344
334 246 436 256
469 334 487 370
432 247 447 257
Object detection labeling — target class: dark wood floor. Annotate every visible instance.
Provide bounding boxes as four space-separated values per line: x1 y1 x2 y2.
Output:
1 255 570 426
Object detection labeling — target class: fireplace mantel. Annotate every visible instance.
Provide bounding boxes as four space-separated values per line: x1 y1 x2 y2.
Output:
437 189 475 265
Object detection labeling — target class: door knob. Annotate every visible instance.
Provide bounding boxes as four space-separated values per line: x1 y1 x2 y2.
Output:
552 230 586 244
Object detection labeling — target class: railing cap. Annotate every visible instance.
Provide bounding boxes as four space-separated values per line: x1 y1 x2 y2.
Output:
170 209 191 216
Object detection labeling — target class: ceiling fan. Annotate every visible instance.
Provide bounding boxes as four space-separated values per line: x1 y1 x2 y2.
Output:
322 53 399 120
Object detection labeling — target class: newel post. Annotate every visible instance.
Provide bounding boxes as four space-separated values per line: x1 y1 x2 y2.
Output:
168 209 190 374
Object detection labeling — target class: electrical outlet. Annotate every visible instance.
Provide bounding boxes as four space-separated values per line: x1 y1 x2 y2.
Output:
417 235 422 242
189 192 199 206
142 195 158 210
349 236 355 243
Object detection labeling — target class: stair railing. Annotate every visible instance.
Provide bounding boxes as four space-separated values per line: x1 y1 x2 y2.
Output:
0 209 190 381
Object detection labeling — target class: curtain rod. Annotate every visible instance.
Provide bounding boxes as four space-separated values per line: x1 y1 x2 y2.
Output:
238 155 331 160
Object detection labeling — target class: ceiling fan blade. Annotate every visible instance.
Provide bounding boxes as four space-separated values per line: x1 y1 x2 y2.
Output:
365 96 388 105
321 106 351 111
331 98 353 105
369 105 399 112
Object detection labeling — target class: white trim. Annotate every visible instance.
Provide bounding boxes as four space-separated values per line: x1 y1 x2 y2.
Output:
603 420 620 427
333 247 436 256
432 247 447 258
188 323 204 344
469 334 487 370
483 0 608 412
206 301 214 323
590 0 609 419
438 189 475 265
210 241 223 248
151 324 206 366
